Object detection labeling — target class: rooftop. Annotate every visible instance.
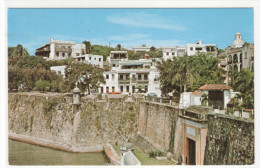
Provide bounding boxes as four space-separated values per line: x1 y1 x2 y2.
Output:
199 84 233 90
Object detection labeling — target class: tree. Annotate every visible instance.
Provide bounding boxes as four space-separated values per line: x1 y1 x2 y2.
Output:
233 69 254 109
157 53 224 95
116 44 122 51
65 62 105 94
82 41 93 54
150 46 156 52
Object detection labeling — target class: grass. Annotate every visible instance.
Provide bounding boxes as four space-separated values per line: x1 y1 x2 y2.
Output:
112 144 175 165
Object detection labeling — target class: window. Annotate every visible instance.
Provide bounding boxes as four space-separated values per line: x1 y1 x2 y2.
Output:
172 52 175 56
112 74 115 80
94 58 96 60
101 87 103 93
119 75 123 80
144 74 148 80
89 57 92 60
195 47 202 51
62 53 65 57
106 87 109 93
126 75 129 80
126 86 129 92
166 52 169 56
245 52 247 59
113 64 116 67
112 87 115 92
56 52 59 56
120 86 123 92
106 74 109 79
68 53 71 57
99 58 101 62
138 74 142 80
190 47 193 51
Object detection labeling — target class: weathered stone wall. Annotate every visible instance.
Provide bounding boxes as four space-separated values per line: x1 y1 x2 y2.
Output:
135 101 181 156
204 113 254 165
8 93 139 149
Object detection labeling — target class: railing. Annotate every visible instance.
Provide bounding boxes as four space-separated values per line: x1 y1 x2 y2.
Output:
144 96 172 105
136 79 149 84
55 48 72 52
36 48 50 53
118 79 130 84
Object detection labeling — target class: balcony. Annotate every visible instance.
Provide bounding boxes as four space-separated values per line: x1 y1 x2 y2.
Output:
36 47 50 53
55 48 72 52
118 79 130 84
136 79 149 84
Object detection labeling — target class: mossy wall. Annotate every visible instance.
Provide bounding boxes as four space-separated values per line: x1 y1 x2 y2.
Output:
8 93 139 148
204 114 254 165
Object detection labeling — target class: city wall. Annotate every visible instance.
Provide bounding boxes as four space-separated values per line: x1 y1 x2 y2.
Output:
8 93 139 151
8 92 254 165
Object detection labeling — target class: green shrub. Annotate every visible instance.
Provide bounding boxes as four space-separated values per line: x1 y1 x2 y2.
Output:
35 80 51 92
226 108 234 115
149 150 164 158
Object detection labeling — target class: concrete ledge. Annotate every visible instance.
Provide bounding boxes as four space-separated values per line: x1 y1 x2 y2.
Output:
8 133 103 153
103 143 120 165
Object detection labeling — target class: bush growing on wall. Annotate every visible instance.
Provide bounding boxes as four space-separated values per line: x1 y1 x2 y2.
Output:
35 80 51 92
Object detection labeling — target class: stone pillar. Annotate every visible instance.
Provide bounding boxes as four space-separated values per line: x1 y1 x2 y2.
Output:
72 86 81 145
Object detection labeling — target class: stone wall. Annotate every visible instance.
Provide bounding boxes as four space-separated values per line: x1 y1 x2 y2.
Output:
204 113 254 165
135 101 181 158
8 93 139 149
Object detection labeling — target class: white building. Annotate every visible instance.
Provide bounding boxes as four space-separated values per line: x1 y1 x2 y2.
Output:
50 65 67 77
35 38 86 60
75 54 103 68
132 44 151 53
100 51 161 96
162 41 217 61
186 41 217 57
179 84 239 111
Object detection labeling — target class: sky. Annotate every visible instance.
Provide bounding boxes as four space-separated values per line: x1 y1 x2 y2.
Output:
8 8 254 55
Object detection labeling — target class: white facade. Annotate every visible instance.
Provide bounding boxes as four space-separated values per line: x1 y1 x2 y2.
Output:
75 54 103 68
100 51 161 96
35 38 86 60
50 65 67 77
132 44 151 53
186 41 217 57
162 41 217 61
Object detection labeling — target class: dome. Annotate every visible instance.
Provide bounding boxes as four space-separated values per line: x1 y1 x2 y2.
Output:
231 32 245 48
73 87 81 93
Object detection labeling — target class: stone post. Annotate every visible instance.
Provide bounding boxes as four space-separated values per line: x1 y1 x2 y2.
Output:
72 86 81 145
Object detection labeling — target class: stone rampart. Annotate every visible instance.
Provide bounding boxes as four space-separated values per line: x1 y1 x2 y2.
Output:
204 113 254 165
8 92 139 151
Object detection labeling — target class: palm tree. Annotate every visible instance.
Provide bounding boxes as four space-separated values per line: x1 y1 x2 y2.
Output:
116 44 122 50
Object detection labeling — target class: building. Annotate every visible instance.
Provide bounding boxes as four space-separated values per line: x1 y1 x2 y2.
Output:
75 54 103 68
35 38 86 60
50 65 67 77
132 44 151 53
162 41 217 61
100 51 161 96
179 84 239 111
225 32 254 85
186 41 217 57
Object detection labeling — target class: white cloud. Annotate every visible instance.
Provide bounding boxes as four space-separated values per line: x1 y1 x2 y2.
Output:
106 12 186 31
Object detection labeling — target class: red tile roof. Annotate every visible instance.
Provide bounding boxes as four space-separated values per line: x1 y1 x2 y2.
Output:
191 90 204 95
199 84 233 90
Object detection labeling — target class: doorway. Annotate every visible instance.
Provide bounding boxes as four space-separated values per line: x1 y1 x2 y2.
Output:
188 138 196 165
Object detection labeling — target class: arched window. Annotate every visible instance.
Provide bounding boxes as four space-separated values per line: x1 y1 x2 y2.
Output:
233 54 238 63
234 65 238 73
240 64 242 71
228 55 232 64
240 53 243 63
